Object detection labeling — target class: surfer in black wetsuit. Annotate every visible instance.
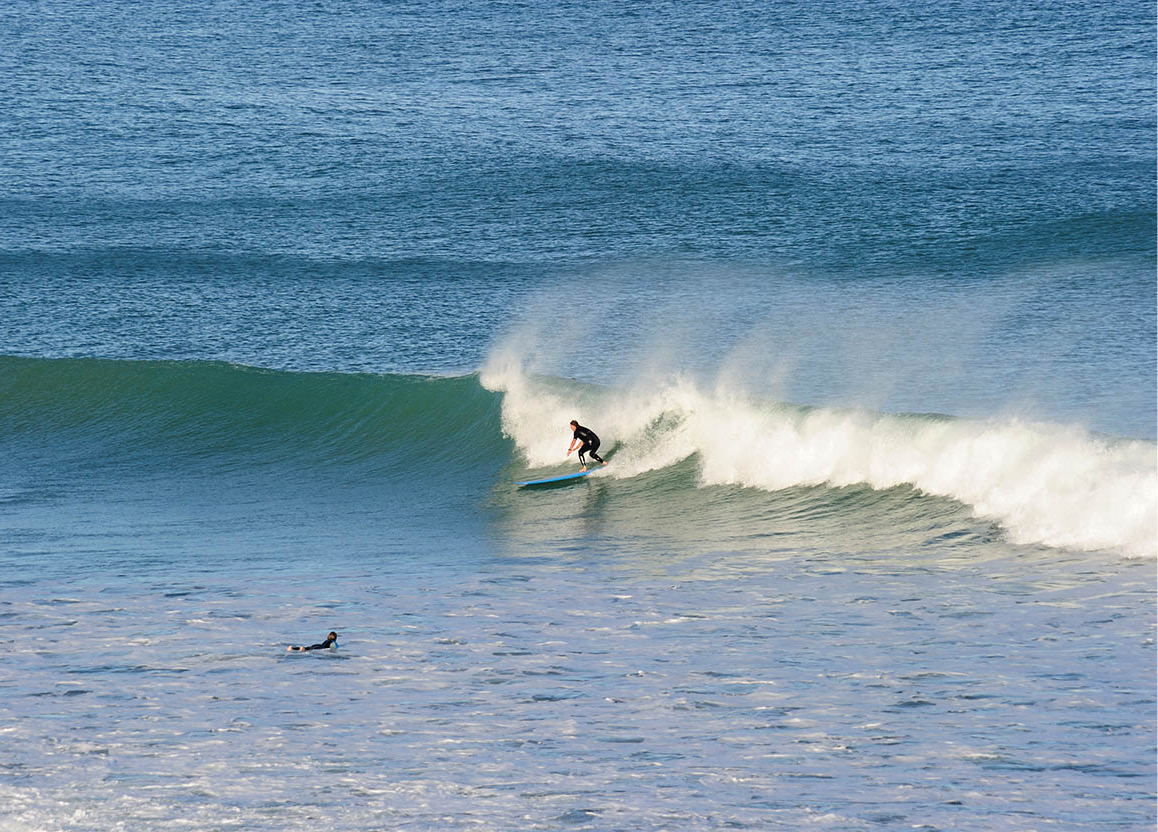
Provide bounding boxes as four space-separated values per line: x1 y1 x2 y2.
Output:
567 420 606 471
287 631 338 652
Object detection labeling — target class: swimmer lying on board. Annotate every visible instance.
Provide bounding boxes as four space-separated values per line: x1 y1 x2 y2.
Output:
287 631 338 652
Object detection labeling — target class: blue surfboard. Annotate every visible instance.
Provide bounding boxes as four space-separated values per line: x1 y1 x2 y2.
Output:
516 466 606 487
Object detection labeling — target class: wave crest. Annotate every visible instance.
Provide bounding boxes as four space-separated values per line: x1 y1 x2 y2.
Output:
483 362 1157 558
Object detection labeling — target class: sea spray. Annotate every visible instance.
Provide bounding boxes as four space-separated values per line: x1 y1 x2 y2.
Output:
482 362 1157 558
6 354 1153 558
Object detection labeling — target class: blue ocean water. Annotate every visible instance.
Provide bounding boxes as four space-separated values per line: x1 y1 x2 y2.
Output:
1 0 1155 829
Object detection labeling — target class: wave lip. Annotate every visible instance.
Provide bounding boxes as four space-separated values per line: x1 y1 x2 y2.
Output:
483 363 1157 559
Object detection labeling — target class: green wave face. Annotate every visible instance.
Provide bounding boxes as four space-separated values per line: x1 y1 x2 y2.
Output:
0 356 507 478
4 355 1154 561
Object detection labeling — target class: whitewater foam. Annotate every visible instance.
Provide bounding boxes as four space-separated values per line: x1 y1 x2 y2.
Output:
481 361 1157 559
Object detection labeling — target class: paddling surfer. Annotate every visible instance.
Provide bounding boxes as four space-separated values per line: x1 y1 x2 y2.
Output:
567 420 606 471
287 631 338 652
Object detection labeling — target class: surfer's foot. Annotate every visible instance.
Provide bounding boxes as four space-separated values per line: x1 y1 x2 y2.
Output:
581 466 588 472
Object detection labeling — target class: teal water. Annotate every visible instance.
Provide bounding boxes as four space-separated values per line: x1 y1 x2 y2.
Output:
1 0 1155 829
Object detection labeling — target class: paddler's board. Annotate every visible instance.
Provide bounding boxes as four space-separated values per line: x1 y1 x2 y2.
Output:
516 466 606 487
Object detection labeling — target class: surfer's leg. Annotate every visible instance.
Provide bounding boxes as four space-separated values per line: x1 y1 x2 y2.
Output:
588 439 604 464
578 443 590 469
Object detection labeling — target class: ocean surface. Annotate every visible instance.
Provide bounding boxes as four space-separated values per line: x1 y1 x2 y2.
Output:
1 0 1155 830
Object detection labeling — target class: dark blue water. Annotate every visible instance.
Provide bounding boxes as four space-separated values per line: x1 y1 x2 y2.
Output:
2 0 1154 431
1 1 1154 829
2 0 1153 265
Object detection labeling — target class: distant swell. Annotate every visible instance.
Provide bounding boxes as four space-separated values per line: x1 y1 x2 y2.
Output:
482 362 1158 559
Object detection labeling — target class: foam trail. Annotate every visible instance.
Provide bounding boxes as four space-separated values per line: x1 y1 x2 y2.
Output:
481 361 1157 559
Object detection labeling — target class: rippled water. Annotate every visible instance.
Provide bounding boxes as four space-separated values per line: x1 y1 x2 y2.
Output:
2 0 1155 828
3 543 1154 831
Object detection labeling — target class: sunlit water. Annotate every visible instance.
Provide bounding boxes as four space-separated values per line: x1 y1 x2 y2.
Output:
2 0 1155 828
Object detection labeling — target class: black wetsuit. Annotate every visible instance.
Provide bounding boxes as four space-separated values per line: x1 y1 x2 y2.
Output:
302 637 336 651
572 425 604 465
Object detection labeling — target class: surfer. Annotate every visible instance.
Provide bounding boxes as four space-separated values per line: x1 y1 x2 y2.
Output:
567 420 606 471
287 631 338 652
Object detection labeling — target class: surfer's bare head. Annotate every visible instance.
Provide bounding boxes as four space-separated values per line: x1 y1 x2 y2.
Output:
328 632 338 642
569 420 579 428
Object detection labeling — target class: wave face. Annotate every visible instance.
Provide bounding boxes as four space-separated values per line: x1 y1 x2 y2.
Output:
5 355 1154 559
0 356 504 480
482 360 1158 559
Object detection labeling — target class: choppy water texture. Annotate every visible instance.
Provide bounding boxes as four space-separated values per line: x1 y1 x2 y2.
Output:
1 0 1155 829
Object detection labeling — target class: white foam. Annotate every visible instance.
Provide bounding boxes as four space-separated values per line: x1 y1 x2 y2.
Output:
482 362 1157 558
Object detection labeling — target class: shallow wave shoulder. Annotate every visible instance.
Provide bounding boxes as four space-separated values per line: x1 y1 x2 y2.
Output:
0 355 505 474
